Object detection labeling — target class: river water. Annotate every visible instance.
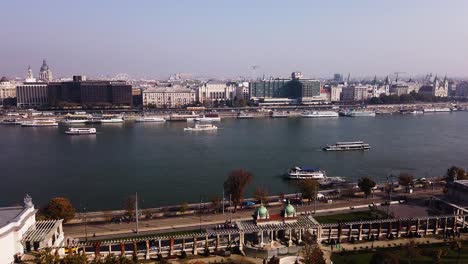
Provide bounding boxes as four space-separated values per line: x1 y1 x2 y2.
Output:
1 112 467 210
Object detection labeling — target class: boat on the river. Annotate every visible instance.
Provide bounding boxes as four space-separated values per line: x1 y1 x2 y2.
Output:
287 166 326 179
65 127 97 135
62 113 92 124
184 123 218 131
21 118 58 127
286 166 347 184
237 111 254 119
270 111 288 118
322 141 370 151
1 118 23 125
135 116 166 122
344 110 376 117
301 111 339 118
194 113 221 122
85 114 124 124
423 108 451 113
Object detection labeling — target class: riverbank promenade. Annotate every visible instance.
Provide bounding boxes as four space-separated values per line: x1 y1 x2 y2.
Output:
64 189 441 240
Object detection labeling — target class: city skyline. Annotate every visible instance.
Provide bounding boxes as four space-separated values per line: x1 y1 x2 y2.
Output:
1 0 468 79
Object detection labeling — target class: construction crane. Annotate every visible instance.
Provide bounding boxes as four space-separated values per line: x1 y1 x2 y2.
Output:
393 72 406 83
251 65 260 80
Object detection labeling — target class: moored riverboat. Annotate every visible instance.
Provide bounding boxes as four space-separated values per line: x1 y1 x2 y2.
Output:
21 118 58 127
301 111 339 118
65 127 97 135
135 116 166 122
237 111 254 119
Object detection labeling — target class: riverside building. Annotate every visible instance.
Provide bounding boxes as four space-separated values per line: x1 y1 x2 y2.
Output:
0 77 16 102
249 72 322 105
48 76 132 108
418 76 449 97
0 195 64 263
143 85 196 108
196 81 236 104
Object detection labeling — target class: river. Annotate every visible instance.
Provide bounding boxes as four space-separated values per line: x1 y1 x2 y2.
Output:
1 112 467 210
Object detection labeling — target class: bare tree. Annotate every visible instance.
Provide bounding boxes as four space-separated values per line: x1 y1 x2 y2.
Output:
210 196 222 213
302 243 325 264
124 195 136 220
224 169 253 210
253 186 269 204
398 173 414 193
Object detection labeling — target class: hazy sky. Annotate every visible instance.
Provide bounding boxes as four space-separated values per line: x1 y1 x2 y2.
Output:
1 0 467 79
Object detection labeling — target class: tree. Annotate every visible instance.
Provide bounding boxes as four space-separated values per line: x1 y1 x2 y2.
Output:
179 202 189 213
43 197 76 222
369 97 382 104
358 177 376 198
446 166 467 182
302 243 325 264
35 248 60 264
253 186 269 204
369 251 399 264
224 169 253 210
398 173 414 193
123 195 136 220
430 248 447 264
296 179 320 204
450 238 463 264
210 196 222 213
403 240 418 264
62 253 88 264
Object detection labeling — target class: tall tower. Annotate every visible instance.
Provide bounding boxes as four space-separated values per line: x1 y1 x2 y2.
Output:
25 65 36 83
39 59 53 82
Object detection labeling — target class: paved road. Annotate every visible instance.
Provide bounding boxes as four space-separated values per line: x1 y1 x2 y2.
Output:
64 189 441 240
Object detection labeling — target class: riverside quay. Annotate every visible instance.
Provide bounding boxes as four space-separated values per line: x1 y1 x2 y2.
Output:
66 199 468 260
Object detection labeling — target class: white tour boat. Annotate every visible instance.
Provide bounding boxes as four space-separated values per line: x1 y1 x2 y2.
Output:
65 127 97 135
237 111 254 119
21 118 59 127
345 110 376 117
322 141 370 151
301 111 339 118
287 166 326 180
423 108 451 113
61 114 91 124
270 111 288 118
100 116 124 123
194 113 221 122
184 123 218 131
135 116 166 122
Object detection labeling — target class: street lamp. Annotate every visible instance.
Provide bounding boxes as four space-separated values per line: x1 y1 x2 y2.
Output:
386 172 396 216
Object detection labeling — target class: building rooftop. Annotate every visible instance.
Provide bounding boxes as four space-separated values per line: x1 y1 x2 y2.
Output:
143 86 194 93
0 206 25 228
455 180 468 187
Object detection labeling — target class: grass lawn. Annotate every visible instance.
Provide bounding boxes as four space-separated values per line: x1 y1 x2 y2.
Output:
314 210 389 224
331 241 468 264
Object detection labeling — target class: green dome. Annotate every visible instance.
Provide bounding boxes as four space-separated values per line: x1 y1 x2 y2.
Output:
284 202 296 216
256 205 268 218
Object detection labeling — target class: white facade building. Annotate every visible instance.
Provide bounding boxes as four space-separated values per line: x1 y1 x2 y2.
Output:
16 82 48 108
0 195 64 263
235 82 250 100
330 85 343 102
143 86 196 108
0 77 16 101
197 81 236 103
